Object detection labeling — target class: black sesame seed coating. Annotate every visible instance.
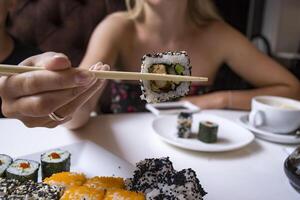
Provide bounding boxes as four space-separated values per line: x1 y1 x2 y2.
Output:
0 179 64 200
141 51 190 62
178 112 193 119
11 180 63 200
0 178 20 197
126 157 207 200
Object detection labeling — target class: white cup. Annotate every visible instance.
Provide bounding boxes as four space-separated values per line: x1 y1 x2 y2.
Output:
249 96 300 134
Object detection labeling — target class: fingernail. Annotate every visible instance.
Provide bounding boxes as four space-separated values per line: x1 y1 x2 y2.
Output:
89 62 103 71
75 71 94 85
102 64 110 71
89 65 97 71
53 54 67 59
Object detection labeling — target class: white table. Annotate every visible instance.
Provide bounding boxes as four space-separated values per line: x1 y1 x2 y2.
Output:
0 110 298 200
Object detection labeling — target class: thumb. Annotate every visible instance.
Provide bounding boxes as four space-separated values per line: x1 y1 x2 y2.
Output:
19 52 72 71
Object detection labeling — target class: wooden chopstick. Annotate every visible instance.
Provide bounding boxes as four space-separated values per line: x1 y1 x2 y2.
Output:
0 64 208 82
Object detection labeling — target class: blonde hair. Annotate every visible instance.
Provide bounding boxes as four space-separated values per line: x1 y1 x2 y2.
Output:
125 0 222 25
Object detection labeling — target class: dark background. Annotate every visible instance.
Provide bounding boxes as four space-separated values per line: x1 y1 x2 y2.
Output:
8 0 298 90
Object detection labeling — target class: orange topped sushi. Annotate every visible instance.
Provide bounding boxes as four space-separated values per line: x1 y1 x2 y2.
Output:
43 172 86 188
84 176 125 190
61 185 105 200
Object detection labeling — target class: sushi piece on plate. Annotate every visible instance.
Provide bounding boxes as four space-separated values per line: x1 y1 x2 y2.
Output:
41 149 71 180
0 154 13 177
61 185 105 200
140 51 191 103
84 176 125 190
10 180 63 200
177 112 193 138
198 121 219 143
43 172 86 189
0 178 20 197
104 189 145 200
6 159 39 183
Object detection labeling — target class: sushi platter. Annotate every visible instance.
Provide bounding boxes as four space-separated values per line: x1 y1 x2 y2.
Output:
0 141 207 199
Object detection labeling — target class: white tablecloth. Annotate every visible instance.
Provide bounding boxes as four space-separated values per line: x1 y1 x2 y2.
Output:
0 110 298 200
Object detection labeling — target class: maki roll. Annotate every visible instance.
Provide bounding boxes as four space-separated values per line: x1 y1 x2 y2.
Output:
198 121 219 143
140 51 191 103
177 112 193 138
41 149 71 180
0 154 13 177
6 159 39 183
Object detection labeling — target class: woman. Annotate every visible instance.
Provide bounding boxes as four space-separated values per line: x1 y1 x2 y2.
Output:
0 0 299 129
0 0 41 118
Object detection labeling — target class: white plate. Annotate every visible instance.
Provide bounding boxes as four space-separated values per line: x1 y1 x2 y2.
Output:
238 115 300 144
152 113 255 152
17 141 134 181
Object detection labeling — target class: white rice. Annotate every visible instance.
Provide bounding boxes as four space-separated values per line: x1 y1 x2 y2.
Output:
0 154 12 176
41 149 70 163
6 160 39 176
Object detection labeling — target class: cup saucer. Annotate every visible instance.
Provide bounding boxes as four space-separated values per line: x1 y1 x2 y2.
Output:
238 115 300 144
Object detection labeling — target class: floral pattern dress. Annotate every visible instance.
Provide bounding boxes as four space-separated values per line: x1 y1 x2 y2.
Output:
99 81 212 114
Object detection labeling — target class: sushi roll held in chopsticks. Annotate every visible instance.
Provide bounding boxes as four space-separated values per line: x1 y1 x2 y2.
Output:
0 154 13 177
6 159 39 183
41 149 71 180
140 51 191 103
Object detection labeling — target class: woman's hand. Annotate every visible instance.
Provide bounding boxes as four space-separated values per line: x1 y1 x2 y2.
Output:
0 52 108 128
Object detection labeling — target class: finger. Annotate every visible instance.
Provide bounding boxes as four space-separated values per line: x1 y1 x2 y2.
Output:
19 52 72 71
53 62 109 118
54 79 106 118
17 115 72 128
0 76 8 96
89 62 103 71
3 69 95 98
12 79 98 117
89 62 110 71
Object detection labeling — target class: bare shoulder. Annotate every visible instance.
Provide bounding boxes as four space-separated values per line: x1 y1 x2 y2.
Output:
205 20 249 44
93 11 134 38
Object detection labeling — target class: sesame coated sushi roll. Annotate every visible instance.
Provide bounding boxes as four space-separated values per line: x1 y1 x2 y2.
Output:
6 159 39 183
41 149 71 180
0 178 21 197
177 112 193 138
10 180 63 200
140 51 191 103
0 154 13 178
